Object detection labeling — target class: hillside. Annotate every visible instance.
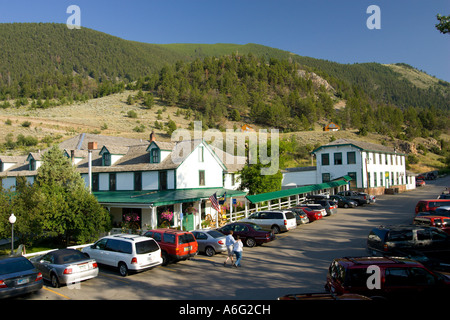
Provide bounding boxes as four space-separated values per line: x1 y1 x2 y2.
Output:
0 23 448 173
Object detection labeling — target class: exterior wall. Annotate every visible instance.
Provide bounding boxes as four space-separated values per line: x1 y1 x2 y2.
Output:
176 143 223 189
315 145 363 187
282 169 317 188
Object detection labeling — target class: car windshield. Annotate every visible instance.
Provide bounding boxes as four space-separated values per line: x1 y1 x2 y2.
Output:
207 230 225 238
0 258 34 275
251 224 263 231
136 240 160 254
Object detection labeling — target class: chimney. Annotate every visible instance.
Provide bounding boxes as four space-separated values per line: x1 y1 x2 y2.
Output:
150 131 156 143
88 141 98 150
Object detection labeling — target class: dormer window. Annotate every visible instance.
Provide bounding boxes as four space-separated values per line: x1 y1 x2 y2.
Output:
29 158 36 171
103 152 111 166
151 148 160 163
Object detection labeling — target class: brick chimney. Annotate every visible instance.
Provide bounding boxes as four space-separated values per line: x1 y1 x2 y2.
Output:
149 131 156 143
88 141 98 150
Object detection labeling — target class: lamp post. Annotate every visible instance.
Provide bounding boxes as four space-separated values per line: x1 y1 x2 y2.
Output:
9 213 16 255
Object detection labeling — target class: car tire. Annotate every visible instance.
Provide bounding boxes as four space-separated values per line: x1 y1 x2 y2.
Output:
344 203 349 208
51 273 60 288
161 251 169 266
271 225 281 234
245 237 256 247
205 246 215 257
118 262 128 277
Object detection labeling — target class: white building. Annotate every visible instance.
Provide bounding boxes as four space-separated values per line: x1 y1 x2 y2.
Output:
0 133 246 231
282 139 414 195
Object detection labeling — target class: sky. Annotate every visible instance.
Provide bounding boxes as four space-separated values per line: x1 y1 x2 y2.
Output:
0 0 449 82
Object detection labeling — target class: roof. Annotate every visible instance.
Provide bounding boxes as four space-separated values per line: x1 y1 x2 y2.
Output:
246 178 350 204
93 188 247 207
312 139 405 155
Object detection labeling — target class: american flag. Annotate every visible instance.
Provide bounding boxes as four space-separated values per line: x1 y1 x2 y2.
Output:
209 192 220 212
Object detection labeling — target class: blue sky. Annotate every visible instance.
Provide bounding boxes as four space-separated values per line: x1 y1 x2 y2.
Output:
0 0 449 81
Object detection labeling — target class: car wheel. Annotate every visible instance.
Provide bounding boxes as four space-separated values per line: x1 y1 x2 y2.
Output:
118 262 128 277
161 251 169 266
205 246 215 257
271 225 281 234
51 273 60 288
344 203 349 208
245 237 256 247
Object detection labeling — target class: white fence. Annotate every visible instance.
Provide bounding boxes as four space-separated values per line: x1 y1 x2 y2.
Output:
23 243 92 259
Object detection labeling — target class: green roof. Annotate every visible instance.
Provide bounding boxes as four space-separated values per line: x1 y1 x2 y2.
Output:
246 179 350 204
93 188 247 207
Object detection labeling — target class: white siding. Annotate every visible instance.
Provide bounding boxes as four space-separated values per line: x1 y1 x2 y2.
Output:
177 143 223 189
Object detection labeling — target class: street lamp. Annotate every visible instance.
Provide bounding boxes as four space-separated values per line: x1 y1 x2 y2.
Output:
9 213 16 255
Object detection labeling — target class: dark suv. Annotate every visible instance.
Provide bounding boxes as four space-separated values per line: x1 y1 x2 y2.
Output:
366 225 450 263
325 256 450 300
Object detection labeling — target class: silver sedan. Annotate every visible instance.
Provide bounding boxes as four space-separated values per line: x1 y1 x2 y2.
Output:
30 248 98 288
191 230 227 257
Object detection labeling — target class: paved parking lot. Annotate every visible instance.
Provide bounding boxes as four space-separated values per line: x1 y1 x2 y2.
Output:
19 176 449 300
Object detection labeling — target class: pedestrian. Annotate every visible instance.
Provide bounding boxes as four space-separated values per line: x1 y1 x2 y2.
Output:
233 235 243 268
224 230 235 266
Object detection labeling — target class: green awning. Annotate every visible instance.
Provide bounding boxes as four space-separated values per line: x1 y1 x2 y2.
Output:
93 188 247 207
246 179 350 204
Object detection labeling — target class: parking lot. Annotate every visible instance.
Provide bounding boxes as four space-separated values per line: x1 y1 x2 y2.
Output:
19 175 449 300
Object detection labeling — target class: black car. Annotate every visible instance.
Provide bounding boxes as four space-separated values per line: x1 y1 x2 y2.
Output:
0 255 43 299
330 195 357 208
367 225 450 263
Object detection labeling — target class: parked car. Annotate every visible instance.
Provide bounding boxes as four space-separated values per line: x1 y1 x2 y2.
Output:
217 222 275 247
291 206 323 222
0 255 43 299
426 172 437 180
325 256 450 300
311 199 338 216
415 199 450 215
414 216 450 235
144 229 198 266
83 234 162 276
337 190 370 205
330 195 357 208
296 203 327 217
290 208 310 225
416 179 426 187
240 210 297 234
438 193 450 199
30 248 98 288
366 225 450 263
191 229 227 257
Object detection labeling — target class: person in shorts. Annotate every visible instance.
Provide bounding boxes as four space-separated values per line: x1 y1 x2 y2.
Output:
224 230 236 266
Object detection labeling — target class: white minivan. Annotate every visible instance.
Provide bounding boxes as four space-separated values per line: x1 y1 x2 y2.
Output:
82 234 162 276
241 210 297 234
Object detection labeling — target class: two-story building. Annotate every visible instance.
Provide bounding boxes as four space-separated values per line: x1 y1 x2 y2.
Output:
0 132 247 231
282 139 415 195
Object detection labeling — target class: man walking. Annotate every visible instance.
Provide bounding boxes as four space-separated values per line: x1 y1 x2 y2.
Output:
224 230 235 266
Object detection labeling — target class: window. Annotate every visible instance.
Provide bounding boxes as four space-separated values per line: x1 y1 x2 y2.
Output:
385 154 388 165
199 170 205 186
92 173 99 191
151 148 160 163
347 152 356 164
159 171 167 190
322 173 331 183
374 172 377 187
379 153 382 164
29 158 36 171
0 161 3 172
109 173 116 191
198 146 204 162
334 153 342 165
380 172 383 187
373 153 377 164
103 152 111 166
134 172 142 191
321 153 330 166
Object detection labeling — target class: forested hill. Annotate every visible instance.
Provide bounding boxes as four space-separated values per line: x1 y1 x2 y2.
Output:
0 23 448 123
